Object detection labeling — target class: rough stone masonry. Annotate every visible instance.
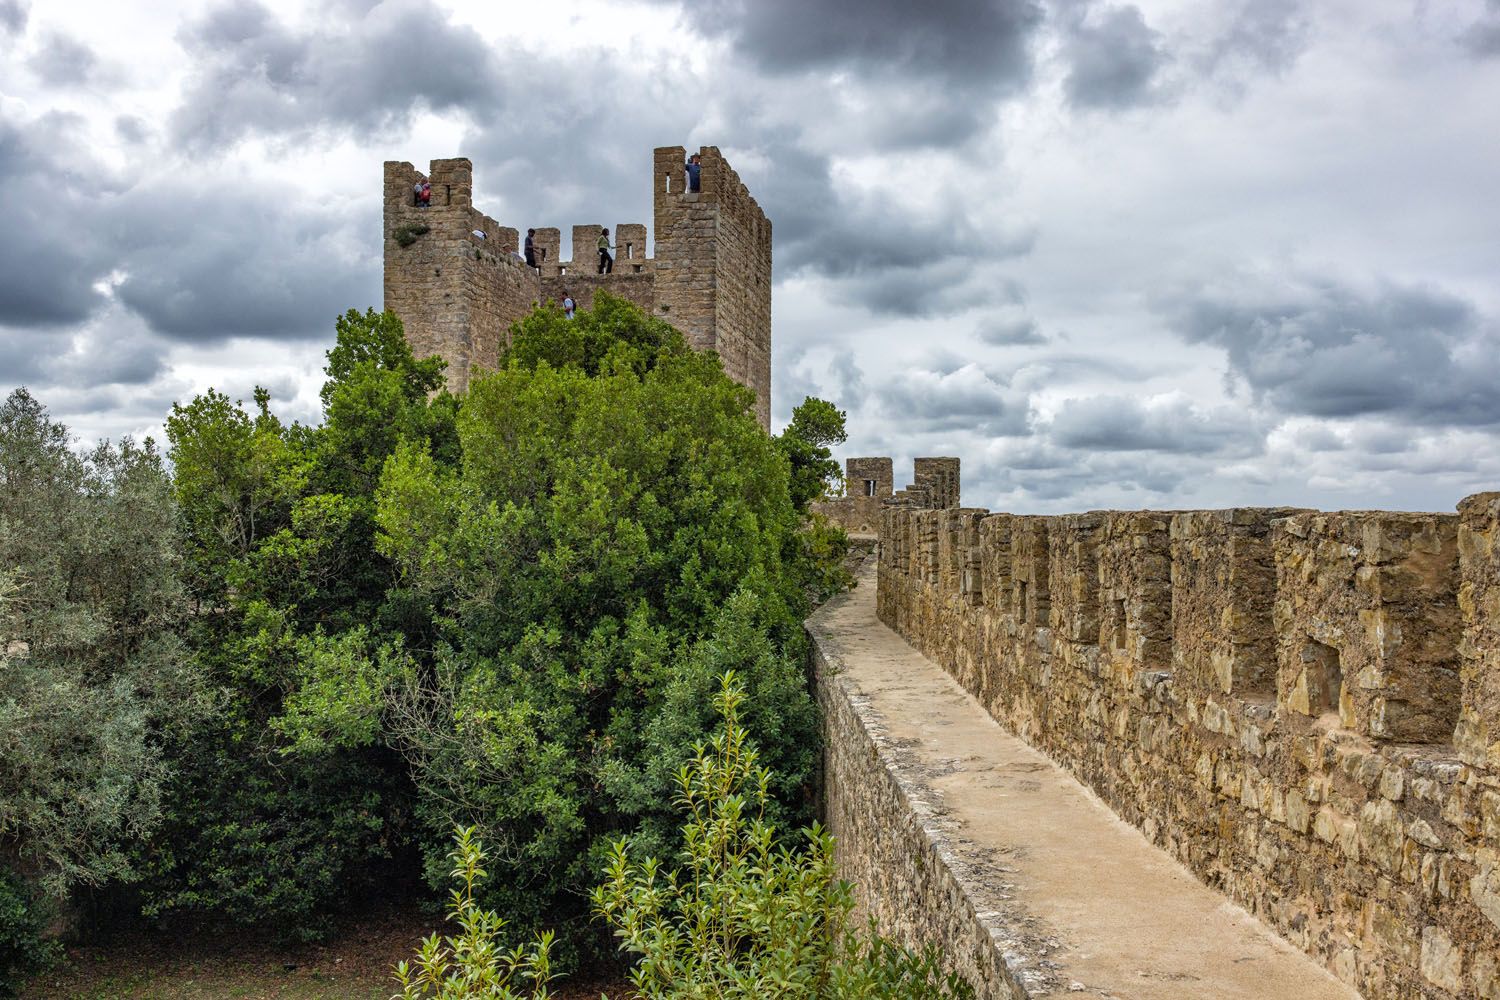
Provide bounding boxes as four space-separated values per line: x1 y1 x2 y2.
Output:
382 146 773 427
876 491 1500 999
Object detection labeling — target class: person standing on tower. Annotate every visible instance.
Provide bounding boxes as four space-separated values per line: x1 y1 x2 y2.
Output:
597 228 614 274
524 228 538 269
685 153 701 192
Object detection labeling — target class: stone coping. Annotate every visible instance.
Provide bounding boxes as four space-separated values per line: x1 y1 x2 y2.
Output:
809 559 1360 999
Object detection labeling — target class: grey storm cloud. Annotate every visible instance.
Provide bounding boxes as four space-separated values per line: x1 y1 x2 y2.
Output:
0 114 112 326
0 330 51 384
976 315 1046 346
170 0 506 151
644 0 1044 149
876 363 1032 436
0 0 25 34
739 138 1034 316
660 0 1042 92
115 116 151 145
1463 0 1500 58
971 443 1195 504
36 313 170 389
1166 275 1500 427
0 111 375 349
1199 0 1308 79
1047 394 1263 456
29 33 100 86
1059 2 1167 110
53 341 166 388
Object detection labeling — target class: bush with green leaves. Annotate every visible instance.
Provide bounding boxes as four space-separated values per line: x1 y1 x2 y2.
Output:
403 674 973 1000
0 870 58 998
594 673 972 999
135 295 847 946
137 309 455 937
0 389 207 899
368 295 828 937
394 827 557 1000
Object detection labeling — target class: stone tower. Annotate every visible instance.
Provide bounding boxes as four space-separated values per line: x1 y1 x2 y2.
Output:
382 145 773 427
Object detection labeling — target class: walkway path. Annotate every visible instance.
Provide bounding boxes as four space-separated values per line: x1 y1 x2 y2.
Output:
811 559 1360 999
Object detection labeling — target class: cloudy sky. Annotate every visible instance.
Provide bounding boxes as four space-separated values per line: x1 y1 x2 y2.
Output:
2 0 1498 514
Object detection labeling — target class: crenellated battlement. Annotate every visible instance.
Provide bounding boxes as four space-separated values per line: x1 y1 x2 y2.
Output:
877 491 1500 997
382 147 772 425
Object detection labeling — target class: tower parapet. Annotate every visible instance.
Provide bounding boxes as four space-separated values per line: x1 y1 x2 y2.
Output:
382 146 773 425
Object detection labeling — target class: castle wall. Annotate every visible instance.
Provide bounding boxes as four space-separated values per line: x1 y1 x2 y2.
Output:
703 148 773 429
384 147 771 426
812 457 949 537
877 495 1500 999
538 272 656 315
847 457 894 498
652 145 720 355
383 158 540 392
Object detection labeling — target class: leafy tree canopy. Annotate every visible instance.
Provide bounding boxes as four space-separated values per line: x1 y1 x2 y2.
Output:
0 388 206 899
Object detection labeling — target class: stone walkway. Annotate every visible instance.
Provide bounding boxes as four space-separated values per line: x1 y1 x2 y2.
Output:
811 559 1360 999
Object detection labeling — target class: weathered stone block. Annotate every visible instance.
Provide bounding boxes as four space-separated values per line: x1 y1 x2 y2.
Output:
846 457 894 499
1099 511 1174 677
1457 493 1500 767
1048 513 1103 645
1273 511 1461 743
1171 508 1305 698
1010 516 1050 628
978 513 1013 615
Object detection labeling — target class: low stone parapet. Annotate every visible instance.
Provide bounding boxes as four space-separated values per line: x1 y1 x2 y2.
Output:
876 494 1500 998
812 560 1357 999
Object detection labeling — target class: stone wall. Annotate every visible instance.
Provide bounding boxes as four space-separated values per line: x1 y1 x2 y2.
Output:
384 146 772 426
878 496 1500 999
383 158 540 393
813 595 1027 999
812 457 953 537
847 457 894 499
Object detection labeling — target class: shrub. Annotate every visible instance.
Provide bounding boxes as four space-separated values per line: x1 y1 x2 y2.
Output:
0 389 206 900
393 223 431 247
403 674 973 1000
593 673 973 999
394 827 556 1000
0 871 58 998
373 295 824 936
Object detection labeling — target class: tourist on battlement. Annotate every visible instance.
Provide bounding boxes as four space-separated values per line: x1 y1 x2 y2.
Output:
562 290 576 320
413 180 431 208
524 228 538 269
685 153 701 192
597 228 614 274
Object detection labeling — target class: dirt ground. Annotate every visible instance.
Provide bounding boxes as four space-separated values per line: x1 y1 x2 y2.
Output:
20 907 628 1000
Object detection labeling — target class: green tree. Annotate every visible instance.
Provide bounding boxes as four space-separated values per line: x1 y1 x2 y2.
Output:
139 309 457 938
0 389 206 992
776 396 847 511
373 294 820 941
0 390 205 897
400 675 972 1000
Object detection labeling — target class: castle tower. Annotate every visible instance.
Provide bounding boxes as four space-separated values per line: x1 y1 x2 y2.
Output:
651 146 773 427
382 158 537 394
382 146 773 427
